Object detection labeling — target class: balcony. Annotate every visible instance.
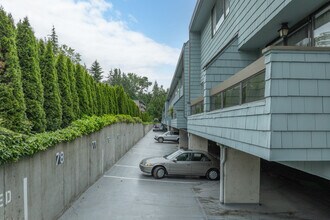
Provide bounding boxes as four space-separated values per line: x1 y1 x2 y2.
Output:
188 46 330 162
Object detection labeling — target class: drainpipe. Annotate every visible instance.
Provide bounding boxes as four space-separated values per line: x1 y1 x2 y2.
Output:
219 145 227 204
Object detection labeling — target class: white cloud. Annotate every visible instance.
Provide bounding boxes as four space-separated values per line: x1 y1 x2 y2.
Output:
1 0 179 88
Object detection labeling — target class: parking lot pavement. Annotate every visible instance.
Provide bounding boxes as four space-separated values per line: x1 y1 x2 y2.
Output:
60 130 330 220
59 130 220 220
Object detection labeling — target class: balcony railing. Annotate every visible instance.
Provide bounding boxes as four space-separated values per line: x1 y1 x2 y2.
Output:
210 57 266 111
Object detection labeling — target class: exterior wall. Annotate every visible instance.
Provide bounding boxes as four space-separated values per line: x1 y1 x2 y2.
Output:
166 42 189 130
265 48 330 161
200 0 289 67
203 38 259 112
188 100 271 159
189 32 203 102
188 133 208 151
184 42 190 116
0 123 152 220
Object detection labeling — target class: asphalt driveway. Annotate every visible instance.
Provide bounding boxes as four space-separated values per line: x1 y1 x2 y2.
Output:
59 130 218 220
60 130 330 220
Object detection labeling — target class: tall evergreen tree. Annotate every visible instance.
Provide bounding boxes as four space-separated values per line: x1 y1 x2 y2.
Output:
50 25 59 55
85 73 94 115
56 53 74 127
0 8 29 132
66 57 80 119
17 17 46 133
39 41 62 131
75 64 90 116
90 78 98 115
89 60 103 82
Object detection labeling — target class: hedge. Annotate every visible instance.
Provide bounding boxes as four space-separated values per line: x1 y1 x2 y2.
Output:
0 114 143 165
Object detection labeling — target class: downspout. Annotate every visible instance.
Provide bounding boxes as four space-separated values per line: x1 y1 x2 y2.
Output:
220 145 227 204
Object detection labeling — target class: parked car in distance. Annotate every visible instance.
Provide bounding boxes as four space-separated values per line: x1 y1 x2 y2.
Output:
153 124 167 132
154 131 179 143
139 149 220 180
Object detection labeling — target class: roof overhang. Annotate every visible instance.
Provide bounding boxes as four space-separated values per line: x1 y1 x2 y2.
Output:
167 42 188 100
189 0 215 32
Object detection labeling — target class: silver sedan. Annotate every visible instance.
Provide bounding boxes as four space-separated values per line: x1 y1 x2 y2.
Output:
139 149 220 180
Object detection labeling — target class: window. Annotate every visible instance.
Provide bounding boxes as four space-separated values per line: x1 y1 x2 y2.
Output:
176 153 192 161
314 5 330 47
287 23 311 46
210 71 265 111
223 84 240 108
212 0 230 35
276 3 330 47
210 92 222 111
242 72 265 104
192 153 211 162
191 101 204 115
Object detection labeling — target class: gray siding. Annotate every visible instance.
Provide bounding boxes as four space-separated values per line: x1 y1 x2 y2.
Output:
265 49 330 161
184 43 190 116
171 96 187 129
204 38 259 89
189 32 203 102
188 100 271 159
200 0 289 67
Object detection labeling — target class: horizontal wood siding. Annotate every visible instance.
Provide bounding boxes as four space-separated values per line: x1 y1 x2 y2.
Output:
189 32 203 102
204 38 259 90
200 0 288 68
184 43 190 116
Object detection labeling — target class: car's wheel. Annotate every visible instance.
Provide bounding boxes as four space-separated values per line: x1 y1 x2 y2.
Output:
206 168 219 180
158 137 164 143
153 166 166 179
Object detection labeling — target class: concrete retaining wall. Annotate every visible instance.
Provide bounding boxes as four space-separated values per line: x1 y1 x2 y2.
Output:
0 123 152 220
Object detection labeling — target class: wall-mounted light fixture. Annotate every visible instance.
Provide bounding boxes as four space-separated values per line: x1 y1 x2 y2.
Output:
278 22 289 45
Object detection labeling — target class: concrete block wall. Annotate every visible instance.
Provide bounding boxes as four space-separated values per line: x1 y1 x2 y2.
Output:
0 123 152 220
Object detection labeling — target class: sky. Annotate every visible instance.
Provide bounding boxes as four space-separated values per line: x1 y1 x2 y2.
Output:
1 0 196 89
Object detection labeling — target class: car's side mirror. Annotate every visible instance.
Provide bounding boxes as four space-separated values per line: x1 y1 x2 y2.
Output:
172 159 177 163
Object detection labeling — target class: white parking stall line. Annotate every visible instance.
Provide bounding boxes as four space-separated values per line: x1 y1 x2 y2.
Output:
114 164 139 168
103 175 200 184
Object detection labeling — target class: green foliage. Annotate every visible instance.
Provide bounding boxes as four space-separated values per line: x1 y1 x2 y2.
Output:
0 8 29 133
0 114 142 165
39 41 62 131
106 68 152 100
56 53 74 127
66 57 80 119
50 26 59 55
147 81 167 121
17 17 46 133
85 73 94 115
75 64 90 116
89 60 103 82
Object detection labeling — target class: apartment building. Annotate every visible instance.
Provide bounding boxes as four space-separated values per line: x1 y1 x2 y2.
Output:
165 0 330 204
